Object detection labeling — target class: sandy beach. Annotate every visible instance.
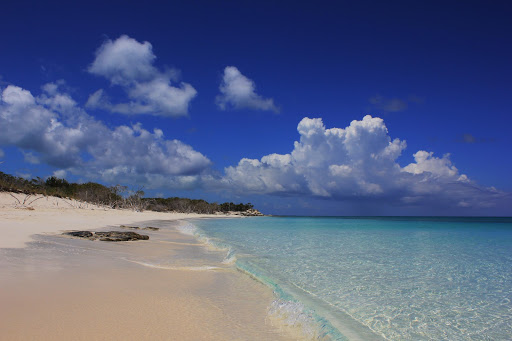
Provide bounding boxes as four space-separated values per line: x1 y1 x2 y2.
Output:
0 193 295 340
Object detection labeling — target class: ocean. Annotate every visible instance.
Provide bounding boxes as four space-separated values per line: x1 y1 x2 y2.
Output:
182 216 512 341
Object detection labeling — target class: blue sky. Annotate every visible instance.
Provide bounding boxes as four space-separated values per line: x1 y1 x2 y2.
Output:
1 0 511 215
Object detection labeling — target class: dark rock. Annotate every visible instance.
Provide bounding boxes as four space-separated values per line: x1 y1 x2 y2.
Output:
65 231 94 238
62 230 148 242
143 227 159 231
95 231 149 242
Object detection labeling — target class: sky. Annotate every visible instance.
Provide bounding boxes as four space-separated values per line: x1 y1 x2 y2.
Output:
1 0 511 215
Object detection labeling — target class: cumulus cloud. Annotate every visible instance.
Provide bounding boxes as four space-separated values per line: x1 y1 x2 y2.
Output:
216 66 278 112
88 35 157 85
0 83 211 187
87 35 197 117
222 115 507 210
403 151 460 178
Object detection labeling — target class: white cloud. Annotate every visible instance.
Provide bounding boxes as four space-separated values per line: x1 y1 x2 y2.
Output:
123 77 197 115
222 115 506 209
0 148 4 158
85 89 107 108
53 169 67 179
216 66 278 112
88 35 157 85
0 83 211 186
87 35 197 117
403 151 460 178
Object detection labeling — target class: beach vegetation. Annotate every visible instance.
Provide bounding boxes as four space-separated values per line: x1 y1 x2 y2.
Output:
0 171 257 214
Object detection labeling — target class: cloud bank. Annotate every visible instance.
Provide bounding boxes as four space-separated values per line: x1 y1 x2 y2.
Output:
1 80 508 212
86 35 197 117
222 116 507 210
216 66 278 112
0 83 210 187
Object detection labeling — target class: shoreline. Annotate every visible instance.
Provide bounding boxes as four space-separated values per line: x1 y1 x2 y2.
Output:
187 218 384 341
0 193 295 340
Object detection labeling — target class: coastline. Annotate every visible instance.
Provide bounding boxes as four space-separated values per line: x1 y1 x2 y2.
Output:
0 193 295 340
0 192 239 249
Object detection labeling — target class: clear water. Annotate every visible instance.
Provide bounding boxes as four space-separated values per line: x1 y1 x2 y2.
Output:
189 217 512 341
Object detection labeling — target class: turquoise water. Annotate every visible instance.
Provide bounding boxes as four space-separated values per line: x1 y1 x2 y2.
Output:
186 217 512 341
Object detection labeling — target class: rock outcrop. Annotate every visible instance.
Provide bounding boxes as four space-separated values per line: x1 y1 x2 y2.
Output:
242 209 264 216
66 231 94 238
221 209 265 216
64 230 149 241
94 231 149 241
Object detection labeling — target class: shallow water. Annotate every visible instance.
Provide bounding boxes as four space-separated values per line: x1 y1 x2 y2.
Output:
190 216 512 340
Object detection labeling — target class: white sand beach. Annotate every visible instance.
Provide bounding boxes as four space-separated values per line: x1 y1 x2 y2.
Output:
0 193 294 340
0 192 222 249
